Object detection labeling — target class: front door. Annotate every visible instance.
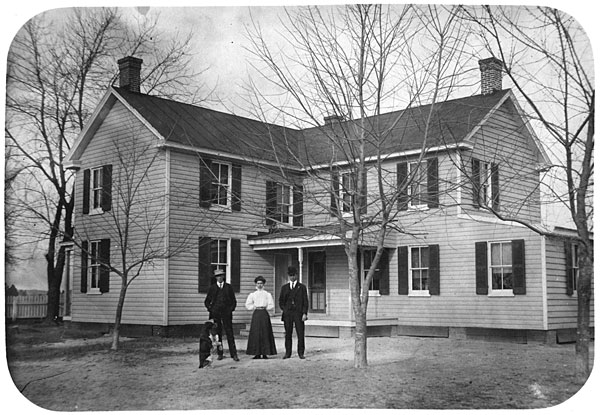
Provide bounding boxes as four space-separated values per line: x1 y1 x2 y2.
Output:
274 253 292 315
308 251 326 313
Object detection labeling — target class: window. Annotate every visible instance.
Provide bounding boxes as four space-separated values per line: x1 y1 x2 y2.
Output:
475 239 525 296
471 158 499 209
410 246 430 293
88 241 102 293
83 165 112 214
330 170 366 216
199 159 242 211
198 237 241 293
211 162 231 207
358 248 390 295
408 162 427 208
490 241 513 291
362 249 380 292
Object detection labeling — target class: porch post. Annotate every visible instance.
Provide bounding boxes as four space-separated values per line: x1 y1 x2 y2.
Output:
297 247 304 283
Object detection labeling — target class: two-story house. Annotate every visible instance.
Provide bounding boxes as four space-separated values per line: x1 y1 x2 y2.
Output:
64 56 592 343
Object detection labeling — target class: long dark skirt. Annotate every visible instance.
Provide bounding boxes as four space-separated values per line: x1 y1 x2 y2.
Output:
245 309 277 356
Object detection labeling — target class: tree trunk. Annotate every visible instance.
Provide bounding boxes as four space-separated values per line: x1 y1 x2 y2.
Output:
575 247 592 382
354 306 368 368
111 277 129 351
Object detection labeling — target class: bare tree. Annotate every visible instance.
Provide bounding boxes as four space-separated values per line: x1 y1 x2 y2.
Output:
5 7 207 323
245 4 470 368
459 5 594 381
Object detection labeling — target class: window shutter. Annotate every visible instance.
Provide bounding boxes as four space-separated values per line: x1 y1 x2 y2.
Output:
265 181 277 226
512 239 526 295
231 164 242 212
83 169 90 214
428 244 440 295
198 237 212 293
199 158 213 208
360 169 368 214
475 241 488 294
472 158 480 207
293 185 304 226
398 246 408 295
330 172 339 216
378 249 390 295
230 239 241 292
427 158 439 208
80 241 88 293
397 162 408 211
101 165 112 212
564 240 574 296
99 239 110 293
491 163 500 210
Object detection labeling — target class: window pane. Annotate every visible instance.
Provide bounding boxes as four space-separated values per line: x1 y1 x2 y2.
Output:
411 248 420 268
421 247 429 268
421 269 429 290
503 270 513 289
491 243 501 266
412 270 421 290
502 243 512 265
492 270 502 289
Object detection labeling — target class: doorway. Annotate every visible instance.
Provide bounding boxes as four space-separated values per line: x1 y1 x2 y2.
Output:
308 251 326 313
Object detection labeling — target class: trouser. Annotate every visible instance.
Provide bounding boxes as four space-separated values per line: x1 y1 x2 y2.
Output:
283 312 305 356
213 313 237 357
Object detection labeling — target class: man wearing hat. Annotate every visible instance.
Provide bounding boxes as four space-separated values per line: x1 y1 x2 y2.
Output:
279 266 309 359
204 268 240 361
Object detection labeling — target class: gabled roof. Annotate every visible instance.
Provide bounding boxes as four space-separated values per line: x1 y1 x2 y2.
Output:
66 85 550 169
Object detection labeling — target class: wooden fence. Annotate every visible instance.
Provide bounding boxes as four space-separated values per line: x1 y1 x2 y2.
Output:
5 293 66 321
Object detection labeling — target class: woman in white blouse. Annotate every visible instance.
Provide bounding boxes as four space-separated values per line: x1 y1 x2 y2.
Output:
245 276 277 359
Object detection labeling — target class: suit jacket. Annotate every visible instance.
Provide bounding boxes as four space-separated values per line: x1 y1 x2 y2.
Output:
279 281 309 316
204 282 237 316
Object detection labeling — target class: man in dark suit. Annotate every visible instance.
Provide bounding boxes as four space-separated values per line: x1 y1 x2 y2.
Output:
204 268 239 361
279 266 309 359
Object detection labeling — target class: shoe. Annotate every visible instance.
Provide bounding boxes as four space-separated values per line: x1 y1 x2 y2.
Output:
299 355 305 359
282 355 291 359
253 355 261 359
217 355 224 361
232 356 240 362
261 355 268 359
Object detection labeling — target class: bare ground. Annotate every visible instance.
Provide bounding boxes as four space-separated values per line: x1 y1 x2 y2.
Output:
3 322 596 412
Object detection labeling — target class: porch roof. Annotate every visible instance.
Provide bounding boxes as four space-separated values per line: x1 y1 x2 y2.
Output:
247 223 394 250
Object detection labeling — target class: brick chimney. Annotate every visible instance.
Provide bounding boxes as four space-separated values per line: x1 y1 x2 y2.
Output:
479 57 503 95
117 56 143 93
324 114 344 126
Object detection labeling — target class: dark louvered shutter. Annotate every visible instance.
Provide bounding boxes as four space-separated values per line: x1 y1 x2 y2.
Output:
472 158 480 207
475 241 488 294
428 244 440 295
330 172 339 216
99 239 110 293
397 162 408 211
230 239 241 292
266 181 277 226
101 165 112 212
198 237 212 293
81 241 88 293
199 158 213 208
427 158 439 208
378 249 390 295
360 168 368 214
293 185 304 226
565 240 574 296
512 239 526 295
491 163 500 210
398 246 408 295
231 164 242 212
83 169 90 214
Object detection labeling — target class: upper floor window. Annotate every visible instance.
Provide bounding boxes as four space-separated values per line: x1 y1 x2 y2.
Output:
330 170 367 216
340 172 355 213
266 181 303 227
471 158 499 210
82 165 112 215
408 162 427 208
397 158 438 211
199 158 242 211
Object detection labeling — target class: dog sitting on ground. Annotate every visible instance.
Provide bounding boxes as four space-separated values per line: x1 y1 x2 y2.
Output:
198 319 222 368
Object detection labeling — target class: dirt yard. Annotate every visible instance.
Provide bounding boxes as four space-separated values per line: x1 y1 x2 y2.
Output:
3 322 595 412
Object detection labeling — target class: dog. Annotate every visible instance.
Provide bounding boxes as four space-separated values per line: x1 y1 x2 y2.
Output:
198 319 222 368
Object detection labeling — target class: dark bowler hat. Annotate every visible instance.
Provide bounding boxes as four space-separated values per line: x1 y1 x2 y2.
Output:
287 266 297 276
254 276 266 284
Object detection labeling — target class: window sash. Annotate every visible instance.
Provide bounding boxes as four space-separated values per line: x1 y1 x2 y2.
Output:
409 246 430 291
210 239 229 276
211 162 230 206
91 168 103 210
275 183 292 223
490 241 513 291
88 241 101 291
362 250 380 291
571 243 579 291
340 172 354 213
481 162 493 207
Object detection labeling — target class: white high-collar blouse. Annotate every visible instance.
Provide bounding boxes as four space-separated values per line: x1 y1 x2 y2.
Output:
245 289 275 311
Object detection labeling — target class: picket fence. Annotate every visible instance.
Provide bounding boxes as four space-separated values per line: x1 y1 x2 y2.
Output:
5 293 67 321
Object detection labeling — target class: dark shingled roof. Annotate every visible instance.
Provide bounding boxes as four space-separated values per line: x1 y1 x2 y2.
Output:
114 87 509 167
